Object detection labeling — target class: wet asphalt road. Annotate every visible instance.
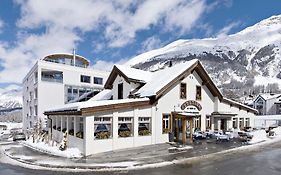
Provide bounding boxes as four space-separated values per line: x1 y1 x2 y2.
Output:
1 142 281 175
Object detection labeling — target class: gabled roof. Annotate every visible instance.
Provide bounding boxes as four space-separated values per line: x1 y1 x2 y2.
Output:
134 59 223 101
254 93 281 103
104 65 152 89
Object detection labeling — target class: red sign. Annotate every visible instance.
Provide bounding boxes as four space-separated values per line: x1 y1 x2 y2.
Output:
180 100 202 111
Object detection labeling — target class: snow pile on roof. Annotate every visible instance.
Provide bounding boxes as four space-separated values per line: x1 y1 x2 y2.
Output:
248 130 268 144
136 59 198 97
89 89 112 101
259 93 281 100
23 139 82 158
116 64 152 82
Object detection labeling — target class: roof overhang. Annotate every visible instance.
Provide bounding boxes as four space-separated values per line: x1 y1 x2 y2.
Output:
211 111 237 117
44 99 151 116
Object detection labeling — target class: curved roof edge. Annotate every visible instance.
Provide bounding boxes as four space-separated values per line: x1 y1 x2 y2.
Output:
41 53 90 64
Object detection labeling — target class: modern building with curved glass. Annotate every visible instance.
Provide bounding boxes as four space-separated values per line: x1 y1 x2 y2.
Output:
22 53 109 131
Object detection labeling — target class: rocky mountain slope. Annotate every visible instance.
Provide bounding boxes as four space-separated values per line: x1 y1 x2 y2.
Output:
0 89 22 110
126 15 281 100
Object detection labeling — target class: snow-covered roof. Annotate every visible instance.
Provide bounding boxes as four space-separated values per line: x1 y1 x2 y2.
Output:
45 98 150 113
88 89 112 101
115 65 152 83
223 98 258 113
135 59 198 97
259 93 281 101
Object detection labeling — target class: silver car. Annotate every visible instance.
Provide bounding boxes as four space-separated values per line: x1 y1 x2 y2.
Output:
13 132 26 141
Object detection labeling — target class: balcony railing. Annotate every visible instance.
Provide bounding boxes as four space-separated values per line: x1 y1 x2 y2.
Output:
41 77 63 83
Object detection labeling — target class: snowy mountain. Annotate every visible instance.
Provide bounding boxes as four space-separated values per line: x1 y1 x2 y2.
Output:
126 15 281 99
0 89 22 110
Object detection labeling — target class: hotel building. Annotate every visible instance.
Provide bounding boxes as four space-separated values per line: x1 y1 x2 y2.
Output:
45 59 257 156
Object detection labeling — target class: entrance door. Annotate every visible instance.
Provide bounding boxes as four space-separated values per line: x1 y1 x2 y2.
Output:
173 118 183 143
221 119 226 131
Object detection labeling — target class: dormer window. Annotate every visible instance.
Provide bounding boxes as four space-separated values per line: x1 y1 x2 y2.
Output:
118 83 123 99
180 83 186 99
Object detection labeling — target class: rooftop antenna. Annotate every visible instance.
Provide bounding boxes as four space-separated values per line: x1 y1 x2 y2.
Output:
73 48 76 66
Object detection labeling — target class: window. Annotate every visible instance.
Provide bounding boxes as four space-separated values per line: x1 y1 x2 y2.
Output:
80 75 91 83
94 117 112 139
118 117 133 137
245 118 249 127
196 86 201 100
94 77 103 85
139 117 151 136
65 85 98 103
34 105 38 116
34 88 38 99
206 115 211 129
69 117 74 136
193 116 201 129
41 70 63 83
162 114 170 134
239 118 244 129
256 99 264 115
232 118 238 129
118 83 123 99
180 83 186 99
76 117 84 139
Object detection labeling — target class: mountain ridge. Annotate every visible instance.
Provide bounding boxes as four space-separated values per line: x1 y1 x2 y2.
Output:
125 14 281 100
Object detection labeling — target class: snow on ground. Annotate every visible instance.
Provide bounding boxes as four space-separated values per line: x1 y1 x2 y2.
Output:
248 130 268 144
0 122 22 130
23 139 82 158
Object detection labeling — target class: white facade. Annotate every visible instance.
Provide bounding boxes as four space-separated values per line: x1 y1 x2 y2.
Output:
253 94 281 115
22 53 109 131
46 60 257 156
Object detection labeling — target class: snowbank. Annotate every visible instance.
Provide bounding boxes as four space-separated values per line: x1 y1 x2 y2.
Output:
0 122 22 130
23 139 82 158
248 130 268 144
272 127 281 135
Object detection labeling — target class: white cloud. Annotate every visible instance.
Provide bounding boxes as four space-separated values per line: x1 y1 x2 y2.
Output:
91 58 129 72
141 36 163 52
165 0 206 34
15 0 208 48
216 21 241 38
0 0 209 86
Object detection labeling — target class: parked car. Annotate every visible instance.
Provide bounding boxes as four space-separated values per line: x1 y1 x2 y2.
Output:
216 134 230 141
205 129 214 138
193 131 206 139
13 132 26 141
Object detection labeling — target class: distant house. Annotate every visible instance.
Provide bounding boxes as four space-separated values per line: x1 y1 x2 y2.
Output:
253 93 281 115
45 59 257 156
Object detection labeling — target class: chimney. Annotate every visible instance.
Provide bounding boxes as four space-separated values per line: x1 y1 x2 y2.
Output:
73 48 76 66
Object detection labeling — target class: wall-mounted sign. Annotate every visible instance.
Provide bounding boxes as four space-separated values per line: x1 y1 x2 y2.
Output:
181 100 202 111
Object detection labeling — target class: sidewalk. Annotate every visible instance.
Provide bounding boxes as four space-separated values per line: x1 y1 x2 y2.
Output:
2 138 249 171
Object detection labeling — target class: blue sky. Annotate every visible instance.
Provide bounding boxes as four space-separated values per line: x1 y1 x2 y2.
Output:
0 0 280 92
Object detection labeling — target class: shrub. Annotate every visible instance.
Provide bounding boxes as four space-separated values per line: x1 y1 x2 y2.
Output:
119 131 131 137
95 131 110 139
139 129 151 136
